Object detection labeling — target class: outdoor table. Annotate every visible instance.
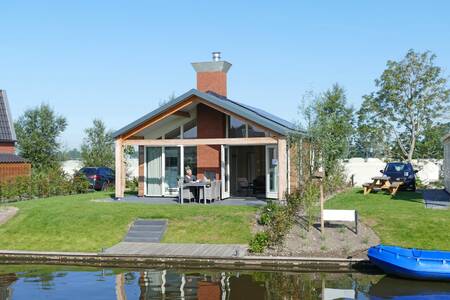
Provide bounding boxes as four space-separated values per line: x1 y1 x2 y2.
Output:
363 176 391 195
371 176 391 187
183 181 209 204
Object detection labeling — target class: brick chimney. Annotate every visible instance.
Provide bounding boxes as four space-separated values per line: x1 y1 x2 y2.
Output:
191 52 232 97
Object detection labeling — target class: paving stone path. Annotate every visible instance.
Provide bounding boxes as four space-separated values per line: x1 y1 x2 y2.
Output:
422 189 450 209
123 219 168 243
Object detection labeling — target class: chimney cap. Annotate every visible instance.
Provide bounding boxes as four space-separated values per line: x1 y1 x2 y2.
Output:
212 51 221 61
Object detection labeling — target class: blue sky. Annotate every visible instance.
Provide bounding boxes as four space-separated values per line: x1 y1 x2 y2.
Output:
1 1 449 149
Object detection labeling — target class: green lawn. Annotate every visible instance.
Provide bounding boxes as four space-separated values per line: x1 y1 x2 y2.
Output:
326 189 450 250
0 192 258 252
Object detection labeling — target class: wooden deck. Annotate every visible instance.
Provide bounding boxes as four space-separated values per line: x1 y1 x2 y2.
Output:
103 242 247 258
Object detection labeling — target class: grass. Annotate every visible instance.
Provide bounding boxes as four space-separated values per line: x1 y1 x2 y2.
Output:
0 192 258 252
326 189 450 250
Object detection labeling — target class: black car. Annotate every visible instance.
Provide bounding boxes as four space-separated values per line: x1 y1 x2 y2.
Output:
381 162 417 191
79 167 115 191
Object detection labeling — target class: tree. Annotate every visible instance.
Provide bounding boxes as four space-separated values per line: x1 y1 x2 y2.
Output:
361 50 450 162
15 104 67 171
58 148 81 160
80 119 114 168
300 84 354 175
352 103 390 159
409 122 450 159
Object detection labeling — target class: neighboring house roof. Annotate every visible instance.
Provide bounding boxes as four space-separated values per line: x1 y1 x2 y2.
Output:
0 90 17 142
113 89 304 138
0 153 27 164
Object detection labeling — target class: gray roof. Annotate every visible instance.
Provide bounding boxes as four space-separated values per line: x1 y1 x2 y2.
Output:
0 153 27 163
0 90 16 142
113 89 303 138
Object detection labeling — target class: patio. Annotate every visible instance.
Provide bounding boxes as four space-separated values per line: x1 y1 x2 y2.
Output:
97 194 268 207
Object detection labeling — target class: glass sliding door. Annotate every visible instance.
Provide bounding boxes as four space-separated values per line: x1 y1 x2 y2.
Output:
265 145 279 199
164 147 180 196
146 147 162 196
221 145 230 199
183 146 197 177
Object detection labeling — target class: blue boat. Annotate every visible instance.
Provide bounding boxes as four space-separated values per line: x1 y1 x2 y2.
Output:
368 244 450 281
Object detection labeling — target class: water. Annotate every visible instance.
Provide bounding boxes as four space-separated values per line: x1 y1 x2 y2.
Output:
0 265 449 299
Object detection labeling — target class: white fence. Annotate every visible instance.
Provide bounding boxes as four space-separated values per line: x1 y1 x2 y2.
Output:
342 157 443 187
62 158 138 179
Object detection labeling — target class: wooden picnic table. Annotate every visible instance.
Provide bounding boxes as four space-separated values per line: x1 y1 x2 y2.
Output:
363 176 403 196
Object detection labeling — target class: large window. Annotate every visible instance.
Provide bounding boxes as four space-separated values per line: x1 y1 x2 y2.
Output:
183 119 197 139
228 116 267 138
228 116 246 138
165 127 181 139
183 146 197 177
248 124 267 137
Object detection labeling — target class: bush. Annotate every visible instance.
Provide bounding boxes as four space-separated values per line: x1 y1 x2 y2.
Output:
0 168 90 203
258 201 278 225
265 208 293 246
249 232 269 253
126 177 138 192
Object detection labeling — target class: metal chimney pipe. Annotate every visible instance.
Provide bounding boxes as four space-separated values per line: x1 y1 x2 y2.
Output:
212 52 221 61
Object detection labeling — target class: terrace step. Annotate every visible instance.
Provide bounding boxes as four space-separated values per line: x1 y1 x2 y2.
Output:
123 219 168 243
126 231 163 238
123 237 161 243
130 225 166 231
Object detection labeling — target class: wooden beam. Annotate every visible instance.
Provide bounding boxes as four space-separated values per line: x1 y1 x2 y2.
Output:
128 135 145 140
278 138 287 200
115 139 125 199
122 137 278 146
173 111 190 118
121 98 195 140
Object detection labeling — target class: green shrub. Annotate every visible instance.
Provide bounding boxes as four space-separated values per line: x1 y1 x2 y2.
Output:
0 168 90 203
258 201 278 225
249 232 269 253
126 177 138 192
265 208 293 246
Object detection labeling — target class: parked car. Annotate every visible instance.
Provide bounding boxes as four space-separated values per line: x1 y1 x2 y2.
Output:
78 167 115 191
381 162 418 191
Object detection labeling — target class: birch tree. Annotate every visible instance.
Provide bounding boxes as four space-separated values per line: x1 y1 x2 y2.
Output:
361 50 450 162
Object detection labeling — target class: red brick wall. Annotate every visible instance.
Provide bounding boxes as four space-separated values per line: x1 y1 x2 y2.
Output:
197 72 227 97
0 163 31 181
197 104 225 180
138 145 145 196
0 142 15 154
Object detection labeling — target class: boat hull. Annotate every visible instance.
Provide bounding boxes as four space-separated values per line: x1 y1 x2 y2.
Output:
368 245 450 281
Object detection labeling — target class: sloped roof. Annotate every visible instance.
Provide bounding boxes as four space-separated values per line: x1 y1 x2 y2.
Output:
0 153 27 163
0 90 16 142
113 89 303 138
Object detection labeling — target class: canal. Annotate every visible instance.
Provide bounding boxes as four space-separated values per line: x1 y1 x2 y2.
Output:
0 265 449 299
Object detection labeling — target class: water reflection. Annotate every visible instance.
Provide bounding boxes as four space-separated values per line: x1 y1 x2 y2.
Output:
0 265 449 299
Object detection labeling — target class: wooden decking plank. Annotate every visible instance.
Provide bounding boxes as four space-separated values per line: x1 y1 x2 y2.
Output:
104 242 247 257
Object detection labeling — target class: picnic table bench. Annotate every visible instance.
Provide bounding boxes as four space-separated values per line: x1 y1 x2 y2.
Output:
363 176 403 196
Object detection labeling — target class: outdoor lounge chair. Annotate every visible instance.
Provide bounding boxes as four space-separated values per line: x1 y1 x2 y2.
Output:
178 179 194 204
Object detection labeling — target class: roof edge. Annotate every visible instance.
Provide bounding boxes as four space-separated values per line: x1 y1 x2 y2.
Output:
113 88 306 139
0 90 17 141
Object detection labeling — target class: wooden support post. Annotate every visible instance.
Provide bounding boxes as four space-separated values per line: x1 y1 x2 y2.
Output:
320 178 324 234
115 139 125 199
278 138 287 200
